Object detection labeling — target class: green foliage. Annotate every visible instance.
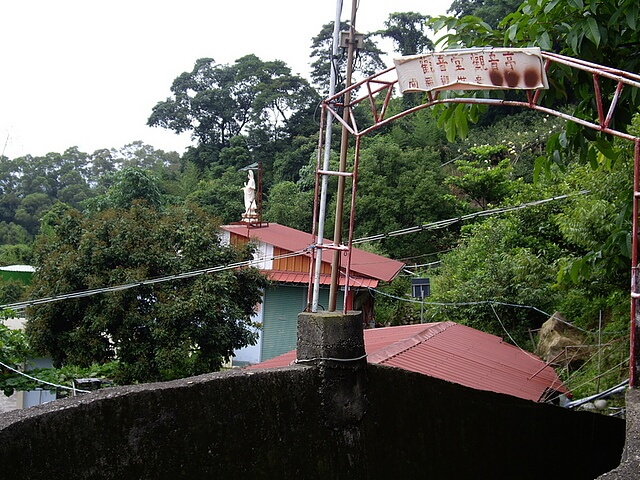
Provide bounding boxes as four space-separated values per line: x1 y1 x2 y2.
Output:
447 146 515 209
352 134 462 260
374 275 419 326
447 0 523 28
0 361 120 397
555 289 629 400
374 12 434 56
14 193 53 235
428 131 634 391
0 244 32 266
148 55 318 161
26 199 267 384
427 207 562 346
264 181 314 232
186 167 246 224
555 155 633 290
449 110 566 182
0 280 28 305
0 222 31 245
0 319 30 366
106 167 164 210
428 0 640 165
272 134 318 183
0 311 32 396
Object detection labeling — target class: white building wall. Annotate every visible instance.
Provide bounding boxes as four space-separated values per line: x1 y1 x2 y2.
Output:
220 230 271 365
232 290 265 366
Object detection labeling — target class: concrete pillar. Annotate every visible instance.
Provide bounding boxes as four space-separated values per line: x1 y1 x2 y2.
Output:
297 310 366 365
297 311 367 477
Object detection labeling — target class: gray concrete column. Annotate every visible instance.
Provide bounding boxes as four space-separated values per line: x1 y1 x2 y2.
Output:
297 310 368 477
297 310 366 365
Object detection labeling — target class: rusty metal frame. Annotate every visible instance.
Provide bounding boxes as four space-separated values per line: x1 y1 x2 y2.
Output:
307 51 640 387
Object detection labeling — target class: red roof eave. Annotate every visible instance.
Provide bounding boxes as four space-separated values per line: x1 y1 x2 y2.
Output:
266 270 379 288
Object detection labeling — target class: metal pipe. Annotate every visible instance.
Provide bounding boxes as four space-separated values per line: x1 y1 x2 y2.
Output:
631 139 640 387
329 0 358 311
310 0 343 312
342 135 362 311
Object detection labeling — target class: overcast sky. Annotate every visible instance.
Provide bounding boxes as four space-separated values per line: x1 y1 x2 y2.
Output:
0 0 451 159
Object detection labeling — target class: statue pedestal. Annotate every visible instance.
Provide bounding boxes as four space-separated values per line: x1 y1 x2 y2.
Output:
241 213 259 223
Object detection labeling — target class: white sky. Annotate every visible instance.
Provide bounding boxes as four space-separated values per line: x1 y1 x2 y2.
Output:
0 0 451 159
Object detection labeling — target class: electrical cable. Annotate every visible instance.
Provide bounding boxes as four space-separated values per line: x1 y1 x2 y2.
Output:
2 190 588 315
547 358 629 405
0 359 90 394
541 338 629 404
295 353 367 364
352 190 589 245
0 248 310 312
0 190 589 310
489 303 539 361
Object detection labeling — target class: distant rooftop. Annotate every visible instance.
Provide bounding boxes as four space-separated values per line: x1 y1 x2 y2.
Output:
220 222 405 283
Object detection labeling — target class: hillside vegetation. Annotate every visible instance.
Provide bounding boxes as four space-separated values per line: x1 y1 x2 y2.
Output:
1 0 638 400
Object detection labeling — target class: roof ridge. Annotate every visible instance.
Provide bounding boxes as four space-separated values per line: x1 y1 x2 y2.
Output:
367 321 456 364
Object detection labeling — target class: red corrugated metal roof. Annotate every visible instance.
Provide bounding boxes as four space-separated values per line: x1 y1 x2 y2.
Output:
220 223 404 282
267 270 379 288
248 322 570 402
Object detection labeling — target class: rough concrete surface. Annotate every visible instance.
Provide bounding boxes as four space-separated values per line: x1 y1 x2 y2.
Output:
0 363 625 480
0 312 629 479
598 388 640 479
0 392 16 413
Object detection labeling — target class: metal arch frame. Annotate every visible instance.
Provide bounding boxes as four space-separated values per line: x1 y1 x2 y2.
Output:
307 50 640 387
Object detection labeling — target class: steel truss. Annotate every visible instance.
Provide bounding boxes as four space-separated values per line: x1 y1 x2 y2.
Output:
307 51 640 387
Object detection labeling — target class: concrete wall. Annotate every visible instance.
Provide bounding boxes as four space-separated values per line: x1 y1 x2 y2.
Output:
0 364 625 480
366 365 625 479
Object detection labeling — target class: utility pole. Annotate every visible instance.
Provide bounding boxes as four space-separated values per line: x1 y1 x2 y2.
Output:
328 0 358 311
311 0 343 313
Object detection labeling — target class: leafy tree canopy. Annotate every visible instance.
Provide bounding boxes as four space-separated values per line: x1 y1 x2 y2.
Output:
428 0 640 162
374 12 434 56
26 198 267 384
447 0 523 28
148 55 318 167
309 21 386 95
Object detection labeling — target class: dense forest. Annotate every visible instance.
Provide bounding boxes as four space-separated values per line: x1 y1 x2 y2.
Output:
2 0 639 400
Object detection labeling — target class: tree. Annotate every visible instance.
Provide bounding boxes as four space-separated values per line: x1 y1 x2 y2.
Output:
105 167 164 210
14 193 53 236
351 134 462 260
264 181 314 232
148 55 317 169
447 0 523 28
0 244 32 265
272 134 318 184
0 318 31 395
115 141 182 172
310 21 386 95
186 167 247 225
447 145 515 209
428 0 640 160
374 12 434 56
26 199 267 384
427 167 574 346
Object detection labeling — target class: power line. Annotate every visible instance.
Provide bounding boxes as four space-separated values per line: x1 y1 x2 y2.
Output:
0 359 90 394
352 190 589 245
3 190 586 312
1 249 309 311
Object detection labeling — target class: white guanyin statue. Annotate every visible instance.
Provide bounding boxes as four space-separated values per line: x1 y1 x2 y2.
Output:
241 170 257 218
